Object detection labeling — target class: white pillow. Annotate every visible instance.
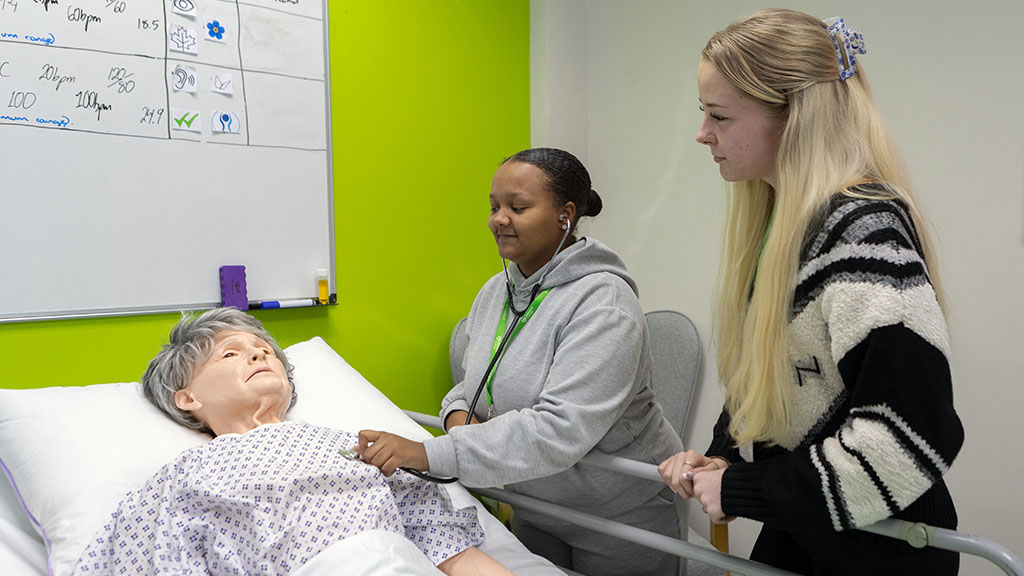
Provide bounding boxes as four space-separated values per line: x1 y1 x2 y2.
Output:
284 337 434 442
0 336 429 576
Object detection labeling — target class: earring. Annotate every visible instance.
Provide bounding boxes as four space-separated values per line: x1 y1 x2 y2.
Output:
561 224 568 230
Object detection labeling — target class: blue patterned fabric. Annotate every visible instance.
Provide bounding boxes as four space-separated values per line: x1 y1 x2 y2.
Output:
72 422 484 574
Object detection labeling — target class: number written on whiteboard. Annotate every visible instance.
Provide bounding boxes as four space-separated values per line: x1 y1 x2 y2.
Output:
2 0 19 13
39 64 76 91
67 6 101 31
8 91 37 109
107 67 135 94
104 0 124 13
75 89 111 120
140 106 164 125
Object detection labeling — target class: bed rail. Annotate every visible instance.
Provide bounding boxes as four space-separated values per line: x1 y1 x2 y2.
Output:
404 410 1024 576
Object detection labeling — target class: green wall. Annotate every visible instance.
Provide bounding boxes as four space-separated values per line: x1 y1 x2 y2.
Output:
0 1 530 415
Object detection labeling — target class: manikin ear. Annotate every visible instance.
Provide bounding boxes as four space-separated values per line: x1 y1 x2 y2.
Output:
174 388 203 412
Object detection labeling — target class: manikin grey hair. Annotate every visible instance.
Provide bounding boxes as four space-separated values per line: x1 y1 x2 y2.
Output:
141 307 296 433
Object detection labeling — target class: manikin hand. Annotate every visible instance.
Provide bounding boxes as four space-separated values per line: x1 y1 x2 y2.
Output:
356 430 429 477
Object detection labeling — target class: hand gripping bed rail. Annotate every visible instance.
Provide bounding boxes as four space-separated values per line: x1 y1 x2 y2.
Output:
403 411 1024 576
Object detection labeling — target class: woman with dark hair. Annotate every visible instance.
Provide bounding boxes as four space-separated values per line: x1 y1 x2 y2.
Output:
358 148 685 576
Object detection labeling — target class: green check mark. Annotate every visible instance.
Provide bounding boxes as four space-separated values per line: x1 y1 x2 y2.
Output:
174 112 198 128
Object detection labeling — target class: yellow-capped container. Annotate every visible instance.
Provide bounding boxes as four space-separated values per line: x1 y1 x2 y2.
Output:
317 268 329 305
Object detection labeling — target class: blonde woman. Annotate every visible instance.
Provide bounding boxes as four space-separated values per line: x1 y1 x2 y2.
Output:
659 9 963 574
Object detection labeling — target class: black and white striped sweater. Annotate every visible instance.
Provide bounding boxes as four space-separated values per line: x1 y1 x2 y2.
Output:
708 192 963 534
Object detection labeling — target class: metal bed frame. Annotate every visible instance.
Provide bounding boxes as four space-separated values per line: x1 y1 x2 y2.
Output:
406 411 1023 576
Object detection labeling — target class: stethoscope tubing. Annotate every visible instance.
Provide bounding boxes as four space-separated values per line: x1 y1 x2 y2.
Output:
408 305 524 484
411 223 572 483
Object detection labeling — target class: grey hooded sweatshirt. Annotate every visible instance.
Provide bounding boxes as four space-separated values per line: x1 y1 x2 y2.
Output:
423 237 683 521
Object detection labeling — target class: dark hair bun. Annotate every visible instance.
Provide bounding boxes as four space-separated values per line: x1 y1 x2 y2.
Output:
587 189 603 217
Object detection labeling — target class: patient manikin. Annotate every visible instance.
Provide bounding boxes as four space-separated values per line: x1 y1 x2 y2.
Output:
71 308 512 576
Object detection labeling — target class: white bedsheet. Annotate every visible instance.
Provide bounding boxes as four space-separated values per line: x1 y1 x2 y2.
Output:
0 472 561 576
289 529 581 576
291 529 444 575
0 430 561 576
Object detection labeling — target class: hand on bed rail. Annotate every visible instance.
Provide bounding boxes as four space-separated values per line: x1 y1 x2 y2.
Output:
659 450 736 524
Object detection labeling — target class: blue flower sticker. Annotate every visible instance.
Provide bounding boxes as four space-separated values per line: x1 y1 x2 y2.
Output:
206 20 225 40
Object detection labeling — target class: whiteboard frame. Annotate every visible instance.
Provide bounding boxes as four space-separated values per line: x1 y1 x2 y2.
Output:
0 0 335 324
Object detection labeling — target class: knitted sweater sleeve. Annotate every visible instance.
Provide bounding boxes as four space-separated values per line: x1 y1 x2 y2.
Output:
706 408 742 463
718 199 964 533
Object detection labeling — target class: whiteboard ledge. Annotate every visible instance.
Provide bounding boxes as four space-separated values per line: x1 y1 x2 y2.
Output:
0 296 338 324
0 303 223 324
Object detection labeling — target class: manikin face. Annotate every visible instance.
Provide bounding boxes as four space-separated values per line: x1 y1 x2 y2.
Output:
174 330 292 435
489 162 571 279
695 60 787 188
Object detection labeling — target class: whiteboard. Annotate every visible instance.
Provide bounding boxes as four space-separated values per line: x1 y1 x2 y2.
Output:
0 0 333 322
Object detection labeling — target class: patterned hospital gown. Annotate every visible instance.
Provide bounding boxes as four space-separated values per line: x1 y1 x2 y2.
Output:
72 422 484 575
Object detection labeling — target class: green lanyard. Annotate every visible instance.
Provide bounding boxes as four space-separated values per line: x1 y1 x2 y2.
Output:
485 288 551 409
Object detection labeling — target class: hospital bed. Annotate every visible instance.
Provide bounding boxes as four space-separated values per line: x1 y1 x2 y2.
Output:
2 336 1021 576
0 337 565 576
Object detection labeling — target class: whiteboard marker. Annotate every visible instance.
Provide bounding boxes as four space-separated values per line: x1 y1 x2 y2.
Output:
253 298 316 309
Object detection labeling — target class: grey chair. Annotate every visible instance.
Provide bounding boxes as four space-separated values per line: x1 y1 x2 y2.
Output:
644 310 702 576
644 310 701 439
449 316 470 387
644 312 728 576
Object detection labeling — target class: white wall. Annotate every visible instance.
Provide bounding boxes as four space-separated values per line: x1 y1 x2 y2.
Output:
533 1 1024 573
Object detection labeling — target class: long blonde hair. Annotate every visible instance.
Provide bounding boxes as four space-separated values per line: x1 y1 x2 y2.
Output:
706 9 942 446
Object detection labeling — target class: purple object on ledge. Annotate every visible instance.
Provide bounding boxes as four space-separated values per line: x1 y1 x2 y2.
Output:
219 265 248 310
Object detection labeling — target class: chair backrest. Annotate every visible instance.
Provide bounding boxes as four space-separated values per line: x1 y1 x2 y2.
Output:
449 316 469 385
644 310 701 438
448 310 701 437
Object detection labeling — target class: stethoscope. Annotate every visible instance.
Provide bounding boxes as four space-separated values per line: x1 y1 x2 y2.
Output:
407 215 574 483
